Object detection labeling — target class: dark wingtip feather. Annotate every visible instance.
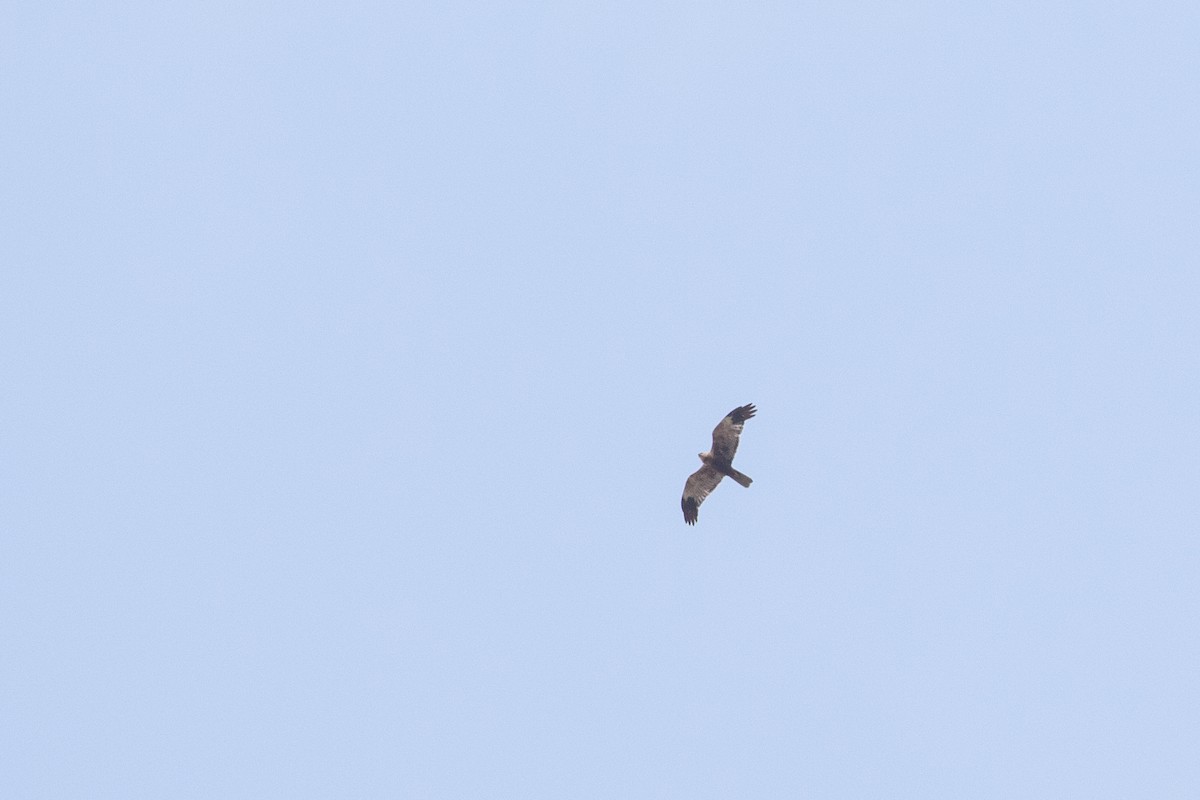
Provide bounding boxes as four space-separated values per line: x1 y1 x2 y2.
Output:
682 497 698 525
729 403 757 423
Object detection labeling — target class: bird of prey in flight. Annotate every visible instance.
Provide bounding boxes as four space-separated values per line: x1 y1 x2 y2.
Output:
681 403 756 525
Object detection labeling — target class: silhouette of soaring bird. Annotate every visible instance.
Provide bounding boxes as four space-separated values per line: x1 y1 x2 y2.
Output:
681 403 756 525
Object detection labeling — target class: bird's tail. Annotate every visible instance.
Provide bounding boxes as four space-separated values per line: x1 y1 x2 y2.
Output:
723 467 753 488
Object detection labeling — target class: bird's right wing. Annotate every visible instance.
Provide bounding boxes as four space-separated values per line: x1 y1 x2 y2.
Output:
681 465 724 525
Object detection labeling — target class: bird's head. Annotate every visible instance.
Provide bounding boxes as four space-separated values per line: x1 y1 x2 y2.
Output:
698 450 711 463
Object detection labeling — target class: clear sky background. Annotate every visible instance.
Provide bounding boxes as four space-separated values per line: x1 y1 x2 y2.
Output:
4 2 1199 797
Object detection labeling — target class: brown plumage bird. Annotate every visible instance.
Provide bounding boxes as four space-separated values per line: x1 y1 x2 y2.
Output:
681 403 756 525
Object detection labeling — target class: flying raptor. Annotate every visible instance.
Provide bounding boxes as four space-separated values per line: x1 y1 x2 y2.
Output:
681 403 756 525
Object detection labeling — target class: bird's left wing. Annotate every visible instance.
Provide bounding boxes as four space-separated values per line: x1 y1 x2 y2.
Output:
710 403 756 463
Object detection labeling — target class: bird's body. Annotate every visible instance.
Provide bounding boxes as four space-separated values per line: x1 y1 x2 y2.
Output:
681 403 756 525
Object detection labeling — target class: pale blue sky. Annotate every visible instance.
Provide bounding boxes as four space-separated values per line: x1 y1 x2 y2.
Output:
4 1 1199 797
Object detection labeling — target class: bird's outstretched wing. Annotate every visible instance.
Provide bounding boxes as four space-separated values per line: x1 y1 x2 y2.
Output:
710 403 756 464
681 465 724 525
